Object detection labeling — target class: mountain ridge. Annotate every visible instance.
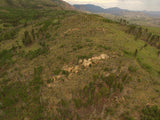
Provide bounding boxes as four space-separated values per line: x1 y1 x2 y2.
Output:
74 4 160 18
0 0 74 10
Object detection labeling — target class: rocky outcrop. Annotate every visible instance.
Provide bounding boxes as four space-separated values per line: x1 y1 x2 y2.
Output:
80 54 109 68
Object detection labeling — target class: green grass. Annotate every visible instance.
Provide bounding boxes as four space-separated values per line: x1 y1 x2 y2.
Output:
141 105 160 120
0 49 13 68
0 66 43 120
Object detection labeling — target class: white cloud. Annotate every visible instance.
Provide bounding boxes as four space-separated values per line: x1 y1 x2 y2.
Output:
63 0 160 11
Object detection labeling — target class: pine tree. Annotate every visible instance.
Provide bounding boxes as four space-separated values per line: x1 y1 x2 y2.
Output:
22 31 32 46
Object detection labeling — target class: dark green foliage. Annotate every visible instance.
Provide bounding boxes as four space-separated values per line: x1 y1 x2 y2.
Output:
127 25 160 49
73 73 129 108
120 18 128 25
121 111 135 120
105 108 115 116
98 45 111 50
134 49 138 57
62 70 69 76
77 55 91 59
0 49 13 68
56 99 73 120
128 65 137 72
22 31 32 46
85 38 93 42
157 51 160 56
73 44 83 51
0 66 43 120
26 45 49 60
54 68 62 75
141 105 160 120
123 50 133 56
73 98 82 108
103 18 114 23
104 67 109 71
39 20 52 32
45 33 51 39
31 28 35 40
0 29 18 41
47 79 54 83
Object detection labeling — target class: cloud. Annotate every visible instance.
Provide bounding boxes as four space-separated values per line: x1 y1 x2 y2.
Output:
63 0 160 11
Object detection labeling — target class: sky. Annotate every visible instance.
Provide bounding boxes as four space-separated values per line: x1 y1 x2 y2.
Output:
63 0 160 11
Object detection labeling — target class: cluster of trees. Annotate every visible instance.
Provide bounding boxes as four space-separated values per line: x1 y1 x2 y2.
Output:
119 18 129 25
0 29 18 41
127 25 160 49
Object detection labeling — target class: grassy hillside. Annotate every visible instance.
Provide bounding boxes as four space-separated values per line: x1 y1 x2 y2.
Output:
0 0 160 120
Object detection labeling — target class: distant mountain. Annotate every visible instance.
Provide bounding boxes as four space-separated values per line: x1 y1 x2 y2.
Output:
74 4 160 18
144 11 160 18
74 4 130 16
73 4 105 13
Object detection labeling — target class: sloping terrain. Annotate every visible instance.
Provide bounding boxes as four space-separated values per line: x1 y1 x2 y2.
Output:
74 4 160 27
0 0 160 120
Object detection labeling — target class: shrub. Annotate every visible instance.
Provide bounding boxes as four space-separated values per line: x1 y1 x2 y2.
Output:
54 69 61 75
98 45 111 50
128 65 137 72
86 38 93 42
103 18 114 23
26 46 49 60
0 49 13 68
104 67 109 71
123 50 133 56
22 31 32 46
47 79 54 83
141 105 160 120
134 49 138 57
121 112 135 120
73 99 82 108
0 29 18 41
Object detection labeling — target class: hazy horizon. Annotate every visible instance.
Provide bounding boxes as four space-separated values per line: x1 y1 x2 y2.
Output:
63 0 160 11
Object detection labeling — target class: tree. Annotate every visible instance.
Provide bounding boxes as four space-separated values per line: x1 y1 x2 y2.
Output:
134 49 138 57
22 31 32 46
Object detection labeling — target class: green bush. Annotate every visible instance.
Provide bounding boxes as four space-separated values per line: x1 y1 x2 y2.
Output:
54 69 61 75
103 18 114 23
22 31 32 46
128 65 137 72
0 49 13 68
26 46 49 60
47 78 54 83
73 99 82 108
141 105 160 120
0 29 18 41
121 112 135 120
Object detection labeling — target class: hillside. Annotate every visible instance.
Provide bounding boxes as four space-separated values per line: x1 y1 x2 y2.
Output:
0 0 74 9
0 0 160 120
74 4 160 27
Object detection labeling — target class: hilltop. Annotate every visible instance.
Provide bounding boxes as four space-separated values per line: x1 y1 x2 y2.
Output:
0 0 160 120
0 0 74 9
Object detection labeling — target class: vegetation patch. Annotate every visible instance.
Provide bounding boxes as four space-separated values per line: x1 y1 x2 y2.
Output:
0 66 44 120
141 105 160 120
0 49 13 68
